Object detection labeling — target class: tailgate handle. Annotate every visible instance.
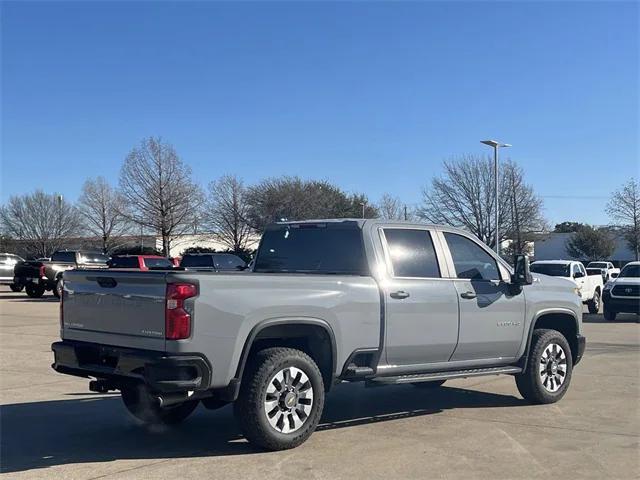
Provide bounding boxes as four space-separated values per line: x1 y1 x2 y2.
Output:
96 277 118 288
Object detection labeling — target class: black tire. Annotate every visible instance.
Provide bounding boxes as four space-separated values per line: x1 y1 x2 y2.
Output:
234 347 325 451
121 384 199 425
9 284 23 292
587 289 600 314
515 329 573 404
53 278 63 299
412 380 446 389
25 283 45 298
603 305 617 322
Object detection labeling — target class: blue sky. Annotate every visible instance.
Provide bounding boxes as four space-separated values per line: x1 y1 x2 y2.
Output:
1 1 638 225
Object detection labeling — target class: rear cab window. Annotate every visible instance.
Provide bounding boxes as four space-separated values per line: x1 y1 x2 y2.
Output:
531 263 570 277
180 255 214 268
382 228 440 278
254 222 368 275
108 257 139 268
51 251 76 263
143 257 174 269
78 252 109 264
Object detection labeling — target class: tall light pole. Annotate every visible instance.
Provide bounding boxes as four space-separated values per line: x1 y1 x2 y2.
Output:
480 140 511 254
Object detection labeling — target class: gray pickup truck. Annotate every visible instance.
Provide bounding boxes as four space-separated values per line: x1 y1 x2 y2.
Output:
52 220 585 450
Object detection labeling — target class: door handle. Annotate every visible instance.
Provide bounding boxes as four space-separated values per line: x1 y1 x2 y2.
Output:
390 290 410 300
460 291 477 299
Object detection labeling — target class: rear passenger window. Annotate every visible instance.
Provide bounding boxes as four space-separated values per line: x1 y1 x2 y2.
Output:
444 233 500 281
51 251 75 263
180 255 214 268
143 258 173 269
213 254 246 271
383 229 440 278
108 257 138 268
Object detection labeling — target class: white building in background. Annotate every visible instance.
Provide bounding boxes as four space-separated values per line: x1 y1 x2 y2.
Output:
533 232 634 266
156 234 261 258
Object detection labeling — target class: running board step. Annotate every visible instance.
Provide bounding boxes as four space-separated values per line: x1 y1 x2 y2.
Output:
344 366 375 377
367 366 522 385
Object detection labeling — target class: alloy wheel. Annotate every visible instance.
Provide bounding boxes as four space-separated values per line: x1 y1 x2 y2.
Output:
539 343 567 393
264 366 314 434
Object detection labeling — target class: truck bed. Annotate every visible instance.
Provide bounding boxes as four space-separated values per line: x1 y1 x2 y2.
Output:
61 269 381 388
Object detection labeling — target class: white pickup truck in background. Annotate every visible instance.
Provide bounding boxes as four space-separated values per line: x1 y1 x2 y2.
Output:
531 260 603 314
586 261 620 282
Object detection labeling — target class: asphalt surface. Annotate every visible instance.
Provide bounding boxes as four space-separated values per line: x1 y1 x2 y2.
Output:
0 287 638 479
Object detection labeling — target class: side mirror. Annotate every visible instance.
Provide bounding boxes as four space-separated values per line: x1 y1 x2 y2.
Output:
512 254 533 286
574 271 585 278
610 272 619 279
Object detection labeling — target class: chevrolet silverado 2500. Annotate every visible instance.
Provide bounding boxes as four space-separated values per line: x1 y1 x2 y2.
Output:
52 220 586 450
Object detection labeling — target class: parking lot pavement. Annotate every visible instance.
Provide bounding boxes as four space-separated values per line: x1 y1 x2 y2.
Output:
0 288 638 480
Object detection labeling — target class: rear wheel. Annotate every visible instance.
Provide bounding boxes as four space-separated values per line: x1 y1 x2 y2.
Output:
587 290 600 314
25 283 45 298
411 380 446 389
603 305 617 322
53 278 63 299
121 384 199 425
234 347 324 451
515 329 573 404
9 284 23 292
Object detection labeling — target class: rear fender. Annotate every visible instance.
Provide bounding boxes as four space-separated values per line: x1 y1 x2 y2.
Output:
231 317 337 397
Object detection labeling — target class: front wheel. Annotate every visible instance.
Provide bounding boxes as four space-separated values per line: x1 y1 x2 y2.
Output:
121 384 199 425
603 305 617 322
515 329 573 404
9 284 23 292
25 283 45 298
587 290 600 314
234 347 325 451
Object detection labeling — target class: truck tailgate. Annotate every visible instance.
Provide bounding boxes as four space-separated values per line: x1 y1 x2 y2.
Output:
14 261 42 278
62 270 168 350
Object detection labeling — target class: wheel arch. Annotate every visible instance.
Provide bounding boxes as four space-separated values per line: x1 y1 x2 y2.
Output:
521 309 580 369
234 318 337 394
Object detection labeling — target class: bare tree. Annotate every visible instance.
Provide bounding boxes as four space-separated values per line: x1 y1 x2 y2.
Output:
377 193 411 220
378 193 402 220
78 177 130 253
606 179 640 260
204 175 254 252
0 190 83 258
119 137 203 255
502 162 548 255
417 155 546 250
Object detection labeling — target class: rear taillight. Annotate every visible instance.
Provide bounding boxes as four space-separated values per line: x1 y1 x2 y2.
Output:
39 265 46 278
165 283 197 340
